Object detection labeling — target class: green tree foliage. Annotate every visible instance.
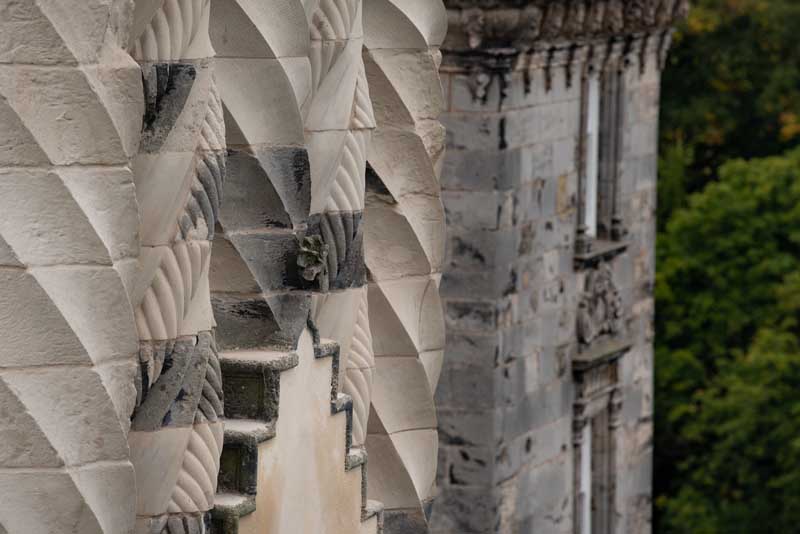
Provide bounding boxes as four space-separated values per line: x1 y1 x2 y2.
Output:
655 148 800 532
656 1 800 529
659 0 800 222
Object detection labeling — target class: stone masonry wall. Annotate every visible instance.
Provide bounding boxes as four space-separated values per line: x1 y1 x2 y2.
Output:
431 39 663 533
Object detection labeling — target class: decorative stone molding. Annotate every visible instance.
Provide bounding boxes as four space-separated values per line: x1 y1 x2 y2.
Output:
0 2 143 533
443 0 689 51
577 262 623 346
305 0 378 450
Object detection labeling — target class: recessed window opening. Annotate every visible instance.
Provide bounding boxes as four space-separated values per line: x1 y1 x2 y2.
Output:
583 70 601 239
579 61 626 249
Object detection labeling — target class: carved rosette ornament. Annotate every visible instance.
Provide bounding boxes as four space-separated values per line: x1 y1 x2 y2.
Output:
577 262 623 346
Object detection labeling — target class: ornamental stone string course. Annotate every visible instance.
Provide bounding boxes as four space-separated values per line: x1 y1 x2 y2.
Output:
0 1 682 533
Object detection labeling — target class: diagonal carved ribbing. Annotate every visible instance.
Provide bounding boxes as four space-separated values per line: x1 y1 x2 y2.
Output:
0 3 143 534
136 241 211 344
352 66 376 130
167 423 224 514
197 337 225 423
147 513 208 534
362 1 448 528
311 0 359 41
185 77 227 242
309 0 360 93
325 129 368 214
133 0 211 61
135 73 225 394
307 0 375 451
344 289 375 445
128 1 225 529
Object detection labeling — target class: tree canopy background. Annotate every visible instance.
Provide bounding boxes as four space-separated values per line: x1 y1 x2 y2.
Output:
655 1 800 531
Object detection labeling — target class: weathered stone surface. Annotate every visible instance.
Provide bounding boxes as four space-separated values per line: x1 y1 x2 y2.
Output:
433 12 670 531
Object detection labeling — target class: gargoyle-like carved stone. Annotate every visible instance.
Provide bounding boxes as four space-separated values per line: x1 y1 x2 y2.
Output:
577 262 624 346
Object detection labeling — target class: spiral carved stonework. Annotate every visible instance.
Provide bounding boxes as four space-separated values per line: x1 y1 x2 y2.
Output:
0 1 143 532
362 0 449 529
0 1 448 533
127 1 225 532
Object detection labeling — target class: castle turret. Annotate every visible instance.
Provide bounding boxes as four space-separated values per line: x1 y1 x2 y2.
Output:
432 2 688 532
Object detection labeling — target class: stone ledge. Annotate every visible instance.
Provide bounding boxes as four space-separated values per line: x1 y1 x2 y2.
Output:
346 445 368 472
574 239 629 268
223 419 277 446
219 350 300 372
363 499 385 522
573 335 631 372
211 493 256 534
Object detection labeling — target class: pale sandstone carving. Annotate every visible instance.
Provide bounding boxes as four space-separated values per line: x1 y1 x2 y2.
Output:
0 1 447 532
127 1 225 532
306 0 377 449
0 1 143 533
363 1 448 528
207 1 380 533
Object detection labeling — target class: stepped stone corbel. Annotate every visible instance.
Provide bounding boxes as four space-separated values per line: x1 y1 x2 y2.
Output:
0 1 143 532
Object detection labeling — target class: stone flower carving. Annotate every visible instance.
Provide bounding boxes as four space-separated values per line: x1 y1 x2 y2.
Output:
298 235 330 288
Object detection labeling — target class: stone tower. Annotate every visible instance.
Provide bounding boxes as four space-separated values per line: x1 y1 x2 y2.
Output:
0 1 688 533
432 1 688 533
